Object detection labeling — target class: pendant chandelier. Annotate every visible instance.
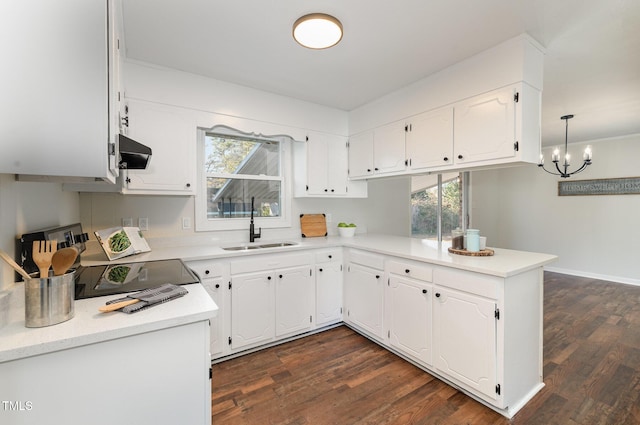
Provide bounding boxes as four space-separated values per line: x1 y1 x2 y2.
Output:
538 114 592 178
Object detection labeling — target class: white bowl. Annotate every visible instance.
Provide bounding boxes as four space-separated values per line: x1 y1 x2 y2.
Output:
337 227 356 237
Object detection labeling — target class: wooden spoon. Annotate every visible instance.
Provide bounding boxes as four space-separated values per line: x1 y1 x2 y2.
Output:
0 249 32 281
51 246 79 276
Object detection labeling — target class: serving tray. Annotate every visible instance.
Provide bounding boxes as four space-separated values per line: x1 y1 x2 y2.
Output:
448 247 495 256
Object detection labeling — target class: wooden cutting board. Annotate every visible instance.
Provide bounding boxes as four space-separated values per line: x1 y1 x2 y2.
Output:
300 214 327 238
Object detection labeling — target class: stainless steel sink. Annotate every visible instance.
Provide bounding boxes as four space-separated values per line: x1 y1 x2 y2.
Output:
222 242 298 251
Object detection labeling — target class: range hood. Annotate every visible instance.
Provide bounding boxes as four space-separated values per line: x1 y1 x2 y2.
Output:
118 134 152 170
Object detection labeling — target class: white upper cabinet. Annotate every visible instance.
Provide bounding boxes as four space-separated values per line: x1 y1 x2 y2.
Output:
1 0 119 181
348 121 406 179
373 121 407 175
122 99 197 195
454 86 517 165
294 132 367 197
405 107 454 171
347 131 375 179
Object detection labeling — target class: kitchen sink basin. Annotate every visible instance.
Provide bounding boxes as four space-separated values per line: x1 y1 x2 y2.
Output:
222 242 298 251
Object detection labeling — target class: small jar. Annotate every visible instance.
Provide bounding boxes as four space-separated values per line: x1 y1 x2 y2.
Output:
451 228 464 250
466 229 480 252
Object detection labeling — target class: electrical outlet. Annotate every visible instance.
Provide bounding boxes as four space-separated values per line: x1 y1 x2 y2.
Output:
122 218 133 227
138 217 148 231
182 217 192 230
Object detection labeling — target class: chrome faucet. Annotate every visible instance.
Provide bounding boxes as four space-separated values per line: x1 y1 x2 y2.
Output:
249 196 261 242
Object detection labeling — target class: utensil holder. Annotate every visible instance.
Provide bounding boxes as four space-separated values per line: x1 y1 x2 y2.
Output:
25 270 75 327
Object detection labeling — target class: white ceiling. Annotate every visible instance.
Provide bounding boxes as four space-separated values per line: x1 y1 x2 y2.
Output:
121 0 640 146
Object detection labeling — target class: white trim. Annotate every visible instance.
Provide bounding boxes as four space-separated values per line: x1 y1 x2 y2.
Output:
544 266 640 287
195 127 293 232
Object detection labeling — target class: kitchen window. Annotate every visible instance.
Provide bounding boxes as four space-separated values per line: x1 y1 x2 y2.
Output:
195 127 292 231
411 172 468 242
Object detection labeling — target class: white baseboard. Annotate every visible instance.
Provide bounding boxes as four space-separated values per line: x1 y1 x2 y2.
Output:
544 266 640 287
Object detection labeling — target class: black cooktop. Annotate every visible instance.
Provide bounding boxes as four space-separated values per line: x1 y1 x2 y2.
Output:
74 259 199 300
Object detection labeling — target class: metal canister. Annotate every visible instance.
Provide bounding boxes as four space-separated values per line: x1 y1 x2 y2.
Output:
25 270 75 327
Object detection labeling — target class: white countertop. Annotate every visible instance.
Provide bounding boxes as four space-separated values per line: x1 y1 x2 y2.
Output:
1 233 554 364
81 233 557 278
0 283 217 363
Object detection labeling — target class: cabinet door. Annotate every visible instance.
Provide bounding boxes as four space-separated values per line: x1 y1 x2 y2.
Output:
433 286 497 400
275 265 313 337
454 87 517 165
406 107 454 170
305 133 330 195
306 133 349 196
373 121 407 174
348 130 375 179
387 276 433 365
125 100 196 194
316 262 343 326
231 271 275 350
0 0 116 180
344 263 384 338
201 277 224 357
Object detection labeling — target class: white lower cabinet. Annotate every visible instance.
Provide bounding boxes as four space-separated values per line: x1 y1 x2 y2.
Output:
315 249 344 326
344 251 385 340
386 265 433 365
186 260 230 359
275 265 314 337
231 270 276 350
433 285 497 400
228 252 313 352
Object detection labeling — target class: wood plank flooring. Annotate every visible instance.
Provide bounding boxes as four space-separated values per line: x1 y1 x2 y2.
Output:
211 272 640 424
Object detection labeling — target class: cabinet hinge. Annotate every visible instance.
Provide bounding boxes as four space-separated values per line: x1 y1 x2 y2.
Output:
310 269 312 276
340 264 343 272
514 141 519 152
305 136 309 142
495 384 501 395
514 92 519 103
108 143 116 156
495 308 500 320
228 281 232 290
310 315 313 323
228 336 232 345
388 330 390 338
340 307 343 314
209 368 213 379
306 185 309 191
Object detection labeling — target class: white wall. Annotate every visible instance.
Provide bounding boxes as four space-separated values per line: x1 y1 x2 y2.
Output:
472 133 640 285
0 176 80 289
78 62 411 245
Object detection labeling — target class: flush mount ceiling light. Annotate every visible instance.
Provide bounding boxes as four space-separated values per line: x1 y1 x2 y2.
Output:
538 114 593 178
293 13 343 49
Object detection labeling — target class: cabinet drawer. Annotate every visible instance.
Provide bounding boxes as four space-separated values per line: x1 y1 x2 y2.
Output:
348 250 384 270
433 267 499 299
387 260 433 282
315 249 343 264
186 260 227 279
230 252 313 275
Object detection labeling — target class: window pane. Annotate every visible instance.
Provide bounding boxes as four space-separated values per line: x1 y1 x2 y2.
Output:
204 135 279 176
206 177 281 219
411 174 462 241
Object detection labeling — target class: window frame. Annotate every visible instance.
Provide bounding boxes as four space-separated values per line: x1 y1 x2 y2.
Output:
194 126 292 232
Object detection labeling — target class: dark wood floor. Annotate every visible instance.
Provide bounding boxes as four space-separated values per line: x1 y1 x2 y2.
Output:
211 272 640 424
